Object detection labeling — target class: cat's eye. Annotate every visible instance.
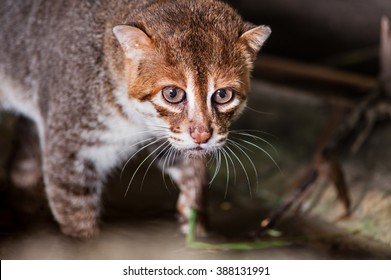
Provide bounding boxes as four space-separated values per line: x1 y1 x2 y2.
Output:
212 88 234 104
162 87 186 104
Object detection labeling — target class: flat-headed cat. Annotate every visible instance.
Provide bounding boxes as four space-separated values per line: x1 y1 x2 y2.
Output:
0 0 270 238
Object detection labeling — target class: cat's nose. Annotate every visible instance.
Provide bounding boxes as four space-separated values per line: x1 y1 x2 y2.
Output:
190 128 212 144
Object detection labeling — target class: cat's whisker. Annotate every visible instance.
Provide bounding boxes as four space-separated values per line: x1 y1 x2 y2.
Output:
112 128 168 142
230 129 278 139
228 138 255 154
121 136 168 194
98 122 160 131
208 149 221 186
220 148 236 198
120 136 156 154
236 138 281 171
148 124 169 129
220 149 230 198
146 124 171 132
206 152 215 165
221 146 237 186
97 121 167 135
227 139 259 187
169 148 176 167
244 105 274 116
119 136 158 184
140 141 171 192
230 131 280 159
169 149 179 188
225 143 252 199
161 148 179 189
160 145 176 193
125 139 170 197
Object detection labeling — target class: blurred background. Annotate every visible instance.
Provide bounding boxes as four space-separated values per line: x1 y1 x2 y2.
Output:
1 0 391 259
229 0 391 73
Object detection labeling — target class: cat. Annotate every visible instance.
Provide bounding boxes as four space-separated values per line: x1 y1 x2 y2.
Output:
0 0 270 238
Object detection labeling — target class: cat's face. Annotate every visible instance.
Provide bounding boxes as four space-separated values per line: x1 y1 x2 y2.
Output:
113 1 270 156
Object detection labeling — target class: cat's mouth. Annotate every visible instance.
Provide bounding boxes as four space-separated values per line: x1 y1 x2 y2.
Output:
190 146 203 151
182 144 222 157
184 146 206 155
183 146 209 158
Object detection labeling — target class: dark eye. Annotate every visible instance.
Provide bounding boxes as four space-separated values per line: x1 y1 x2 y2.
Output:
162 87 186 104
212 88 234 104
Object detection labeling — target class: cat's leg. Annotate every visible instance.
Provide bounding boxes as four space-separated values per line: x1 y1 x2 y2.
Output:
160 155 208 235
42 136 102 238
8 115 42 189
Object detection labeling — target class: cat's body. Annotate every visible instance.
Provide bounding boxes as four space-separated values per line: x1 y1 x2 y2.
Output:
0 0 270 238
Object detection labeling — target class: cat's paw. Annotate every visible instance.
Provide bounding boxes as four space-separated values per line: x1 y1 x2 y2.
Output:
180 222 208 238
10 157 42 189
60 223 100 239
8 115 42 189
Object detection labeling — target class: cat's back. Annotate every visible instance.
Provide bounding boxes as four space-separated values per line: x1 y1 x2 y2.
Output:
0 0 122 121
0 0 156 74
0 0 103 89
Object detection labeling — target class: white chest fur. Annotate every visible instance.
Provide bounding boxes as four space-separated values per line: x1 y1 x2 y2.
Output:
78 86 168 179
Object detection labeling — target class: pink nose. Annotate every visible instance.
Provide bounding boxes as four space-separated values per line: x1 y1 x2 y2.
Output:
190 128 212 144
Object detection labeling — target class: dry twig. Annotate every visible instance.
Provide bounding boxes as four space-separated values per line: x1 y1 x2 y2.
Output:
258 17 391 235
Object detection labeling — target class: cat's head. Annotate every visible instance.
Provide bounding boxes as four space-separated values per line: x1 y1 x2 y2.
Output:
113 0 270 156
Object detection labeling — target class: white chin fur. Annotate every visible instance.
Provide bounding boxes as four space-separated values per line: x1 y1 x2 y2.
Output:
169 133 227 155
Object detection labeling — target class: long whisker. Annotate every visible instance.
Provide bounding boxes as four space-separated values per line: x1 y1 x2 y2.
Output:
120 136 157 184
113 129 168 143
140 141 171 191
220 149 230 198
230 131 279 159
245 106 275 116
227 139 259 187
207 151 215 165
160 145 176 193
169 149 179 189
147 124 171 131
236 138 281 171
120 136 156 155
123 137 168 197
229 138 255 154
171 148 179 167
225 143 252 199
230 129 278 138
209 149 221 186
221 146 237 185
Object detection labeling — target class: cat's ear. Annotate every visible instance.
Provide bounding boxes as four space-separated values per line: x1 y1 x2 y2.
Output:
239 25 271 55
113 25 153 60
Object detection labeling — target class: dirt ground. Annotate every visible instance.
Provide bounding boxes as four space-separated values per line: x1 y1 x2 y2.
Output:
1 78 391 260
